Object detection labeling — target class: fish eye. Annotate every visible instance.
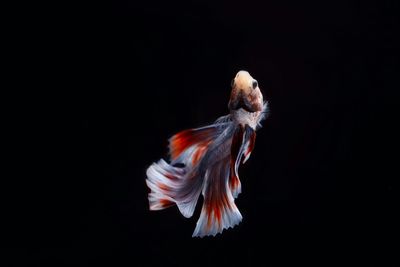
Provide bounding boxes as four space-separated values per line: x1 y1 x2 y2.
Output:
231 79 235 87
252 80 258 89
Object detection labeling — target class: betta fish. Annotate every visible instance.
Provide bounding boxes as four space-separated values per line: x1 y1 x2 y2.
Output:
145 70 268 237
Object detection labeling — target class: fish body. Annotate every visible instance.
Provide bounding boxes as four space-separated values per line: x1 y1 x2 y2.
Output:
146 70 268 237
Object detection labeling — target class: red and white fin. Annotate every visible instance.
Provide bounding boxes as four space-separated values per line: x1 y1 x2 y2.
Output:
228 124 256 198
192 158 242 237
146 122 230 219
242 125 256 164
168 124 226 165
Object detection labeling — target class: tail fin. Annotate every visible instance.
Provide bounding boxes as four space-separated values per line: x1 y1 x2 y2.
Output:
192 157 242 237
146 120 231 218
192 124 256 237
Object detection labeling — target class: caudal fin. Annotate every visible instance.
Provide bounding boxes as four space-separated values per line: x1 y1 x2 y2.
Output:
192 157 242 237
192 124 257 237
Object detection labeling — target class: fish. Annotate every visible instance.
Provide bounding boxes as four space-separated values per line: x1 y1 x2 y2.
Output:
145 70 269 237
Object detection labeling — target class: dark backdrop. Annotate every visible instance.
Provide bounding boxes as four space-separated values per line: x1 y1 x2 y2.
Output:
13 0 397 266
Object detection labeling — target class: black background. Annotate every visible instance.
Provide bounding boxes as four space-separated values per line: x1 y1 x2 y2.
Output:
10 0 398 266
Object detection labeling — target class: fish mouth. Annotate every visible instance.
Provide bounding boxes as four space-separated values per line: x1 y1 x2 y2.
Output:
229 93 257 113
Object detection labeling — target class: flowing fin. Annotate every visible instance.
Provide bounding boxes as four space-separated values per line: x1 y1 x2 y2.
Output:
146 158 204 218
169 127 215 162
168 119 230 162
229 125 256 197
192 158 242 237
214 114 232 124
243 126 256 163
147 119 232 219
229 125 244 198
256 101 269 128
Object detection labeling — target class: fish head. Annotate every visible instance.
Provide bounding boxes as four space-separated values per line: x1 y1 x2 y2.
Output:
228 70 263 113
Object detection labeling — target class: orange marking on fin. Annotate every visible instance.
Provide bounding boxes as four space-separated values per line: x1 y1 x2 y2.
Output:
164 172 176 180
244 131 256 161
207 209 213 230
160 198 173 208
229 172 239 191
170 128 214 160
205 188 230 231
214 206 222 224
191 141 211 165
170 129 193 160
157 182 169 191
206 198 219 230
